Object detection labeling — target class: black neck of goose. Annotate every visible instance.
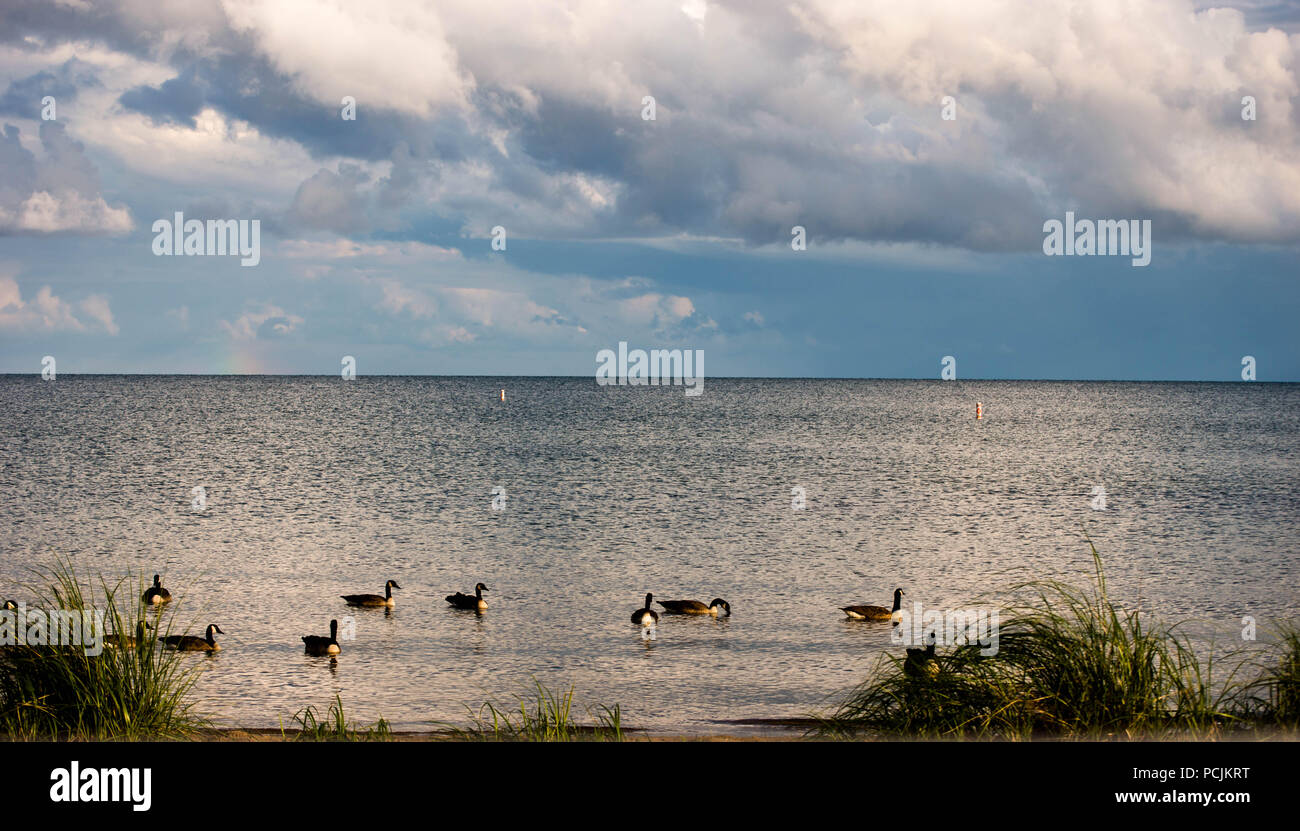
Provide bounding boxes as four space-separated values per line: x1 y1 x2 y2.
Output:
476 585 483 599
206 625 216 645
644 594 653 609
385 583 392 599
892 591 902 612
329 620 338 641
153 576 161 588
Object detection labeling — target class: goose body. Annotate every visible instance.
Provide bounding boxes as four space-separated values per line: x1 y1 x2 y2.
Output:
904 636 939 678
302 619 341 656
842 588 904 621
631 593 659 626
143 574 172 605
658 597 731 617
161 623 224 652
342 580 400 607
105 621 149 649
445 582 490 610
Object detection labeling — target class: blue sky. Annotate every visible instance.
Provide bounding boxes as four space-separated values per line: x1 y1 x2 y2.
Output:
0 0 1296 379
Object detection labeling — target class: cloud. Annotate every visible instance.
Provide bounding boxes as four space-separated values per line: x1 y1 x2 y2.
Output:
284 164 371 234
0 274 118 334
0 58 97 118
77 292 118 335
221 0 472 118
219 302 304 340
13 0 1294 248
278 237 460 261
0 122 132 234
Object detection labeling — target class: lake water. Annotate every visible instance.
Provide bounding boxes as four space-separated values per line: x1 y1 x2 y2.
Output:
1 376 1297 734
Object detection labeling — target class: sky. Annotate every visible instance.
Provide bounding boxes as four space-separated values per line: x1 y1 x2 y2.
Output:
0 0 1296 380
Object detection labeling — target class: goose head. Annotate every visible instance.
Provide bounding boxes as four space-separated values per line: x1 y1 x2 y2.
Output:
475 583 490 594
710 598 732 616
386 580 401 591
153 574 162 587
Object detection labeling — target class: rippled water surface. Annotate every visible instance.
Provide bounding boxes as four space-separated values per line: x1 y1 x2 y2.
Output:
2 377 1297 733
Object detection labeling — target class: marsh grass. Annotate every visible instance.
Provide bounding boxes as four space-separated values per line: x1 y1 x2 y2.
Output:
822 540 1286 739
1237 624 1300 727
0 559 206 740
284 694 393 741
439 680 625 742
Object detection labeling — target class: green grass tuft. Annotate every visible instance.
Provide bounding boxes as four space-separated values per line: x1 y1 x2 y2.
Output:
821 538 1291 739
439 679 624 742
284 694 393 742
0 558 207 740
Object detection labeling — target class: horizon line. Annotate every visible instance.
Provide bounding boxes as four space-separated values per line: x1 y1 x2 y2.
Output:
0 373 1291 384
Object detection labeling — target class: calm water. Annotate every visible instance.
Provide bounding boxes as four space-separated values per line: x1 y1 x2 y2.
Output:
2 377 1298 734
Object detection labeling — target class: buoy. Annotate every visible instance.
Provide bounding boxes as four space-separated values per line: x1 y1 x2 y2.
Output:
500 389 505 402
976 401 983 420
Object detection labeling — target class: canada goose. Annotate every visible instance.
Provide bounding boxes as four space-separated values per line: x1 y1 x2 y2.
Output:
631 593 659 626
302 620 341 656
904 633 939 678
658 597 731 617
841 587 904 621
143 574 172 605
341 580 401 607
445 583 489 610
104 621 150 649
161 624 224 652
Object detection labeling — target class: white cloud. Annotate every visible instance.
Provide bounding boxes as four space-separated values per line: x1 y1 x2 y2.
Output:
221 0 472 117
219 302 304 340
0 275 119 334
4 190 132 234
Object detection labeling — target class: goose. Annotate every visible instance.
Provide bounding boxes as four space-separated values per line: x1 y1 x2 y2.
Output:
143 574 172 605
341 580 401 607
904 633 939 678
841 587 904 621
161 624 224 652
631 593 659 627
302 620 341 656
658 597 731 617
104 621 150 649
445 583 489 610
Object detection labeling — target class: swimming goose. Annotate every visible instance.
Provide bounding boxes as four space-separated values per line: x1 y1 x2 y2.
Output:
904 633 939 678
161 624 224 652
341 580 401 607
841 588 904 621
631 593 659 626
658 597 731 617
143 574 172 605
104 621 149 649
302 620 341 656
445 583 489 610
